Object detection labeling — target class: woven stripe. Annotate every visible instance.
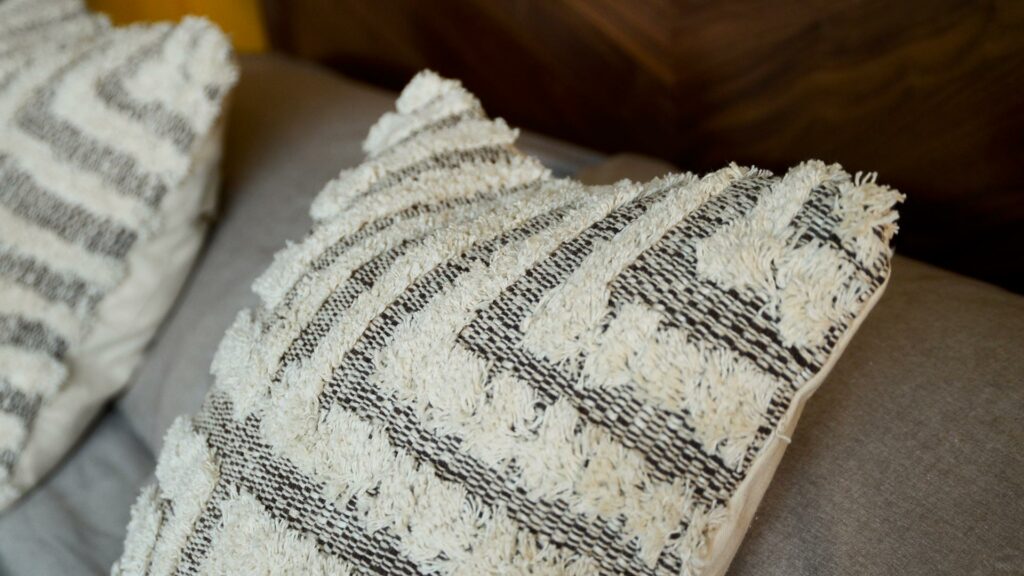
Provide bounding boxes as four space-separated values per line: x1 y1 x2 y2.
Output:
377 108 487 155
173 483 228 576
0 1 84 44
0 378 40 422
0 248 99 313
354 145 513 203
279 175 544 313
0 314 67 360
0 154 137 258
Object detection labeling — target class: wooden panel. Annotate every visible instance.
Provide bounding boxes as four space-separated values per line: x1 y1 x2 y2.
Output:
264 0 1024 291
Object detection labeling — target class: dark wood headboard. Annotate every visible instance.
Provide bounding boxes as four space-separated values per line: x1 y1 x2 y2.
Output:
262 0 1024 292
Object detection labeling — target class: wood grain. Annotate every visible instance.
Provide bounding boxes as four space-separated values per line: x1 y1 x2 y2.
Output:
263 0 1024 292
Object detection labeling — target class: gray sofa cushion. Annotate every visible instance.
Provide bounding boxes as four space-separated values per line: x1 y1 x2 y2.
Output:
730 256 1024 575
0 410 153 575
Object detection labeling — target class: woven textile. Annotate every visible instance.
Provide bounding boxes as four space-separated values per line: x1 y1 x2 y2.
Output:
0 0 236 509
117 72 901 575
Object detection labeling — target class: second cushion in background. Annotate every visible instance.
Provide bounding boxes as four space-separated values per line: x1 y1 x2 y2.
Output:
0 0 237 510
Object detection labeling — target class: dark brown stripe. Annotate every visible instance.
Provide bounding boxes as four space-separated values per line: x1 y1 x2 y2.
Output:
0 314 67 360
0 449 16 473
277 186 505 313
274 236 427 376
0 154 138 258
15 40 170 207
790 181 888 285
372 107 487 157
172 482 228 576
0 3 87 41
0 378 41 423
0 249 100 314
353 145 515 203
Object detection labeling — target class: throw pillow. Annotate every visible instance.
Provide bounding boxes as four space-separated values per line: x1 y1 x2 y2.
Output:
116 71 900 575
0 0 237 509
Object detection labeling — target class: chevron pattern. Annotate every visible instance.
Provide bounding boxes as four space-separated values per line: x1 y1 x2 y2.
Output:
117 71 900 575
0 0 236 509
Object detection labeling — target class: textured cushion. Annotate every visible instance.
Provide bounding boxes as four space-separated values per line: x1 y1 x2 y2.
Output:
115 72 900 574
0 0 237 510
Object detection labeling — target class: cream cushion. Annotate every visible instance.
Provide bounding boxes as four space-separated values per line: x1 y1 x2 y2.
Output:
0 0 237 509
116 71 900 575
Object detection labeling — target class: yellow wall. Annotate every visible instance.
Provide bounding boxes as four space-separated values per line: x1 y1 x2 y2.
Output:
87 0 266 52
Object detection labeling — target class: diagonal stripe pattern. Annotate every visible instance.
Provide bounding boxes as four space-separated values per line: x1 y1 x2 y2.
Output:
0 0 237 509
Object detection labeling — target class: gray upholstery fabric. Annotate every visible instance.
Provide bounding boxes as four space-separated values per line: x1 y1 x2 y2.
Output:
729 257 1024 575
0 411 152 575
0 54 1019 575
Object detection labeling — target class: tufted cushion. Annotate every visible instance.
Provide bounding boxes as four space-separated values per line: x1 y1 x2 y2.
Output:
0 0 237 510
116 71 900 575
